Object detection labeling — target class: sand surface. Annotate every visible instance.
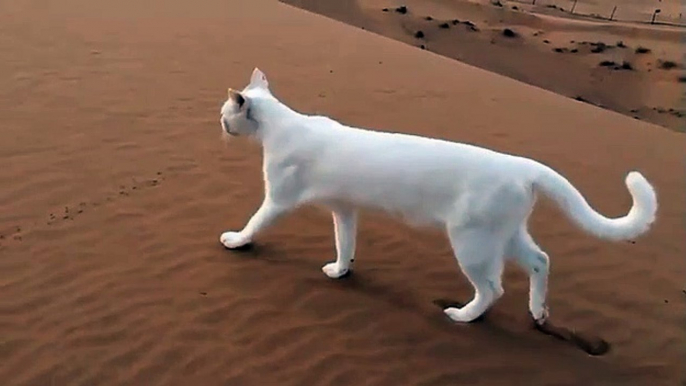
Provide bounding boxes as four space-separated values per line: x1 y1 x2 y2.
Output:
1 0 684 385
284 0 686 132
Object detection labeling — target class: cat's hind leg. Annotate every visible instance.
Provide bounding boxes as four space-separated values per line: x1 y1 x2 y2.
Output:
322 207 358 279
443 227 506 323
508 226 550 324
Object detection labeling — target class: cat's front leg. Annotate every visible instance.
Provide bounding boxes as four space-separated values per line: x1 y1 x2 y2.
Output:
322 207 358 279
220 198 287 249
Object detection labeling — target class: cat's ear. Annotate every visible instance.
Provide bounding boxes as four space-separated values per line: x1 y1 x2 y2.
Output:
248 67 269 89
228 88 248 110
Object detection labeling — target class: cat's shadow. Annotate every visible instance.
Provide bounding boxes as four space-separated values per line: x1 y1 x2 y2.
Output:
226 244 610 356
344 274 610 356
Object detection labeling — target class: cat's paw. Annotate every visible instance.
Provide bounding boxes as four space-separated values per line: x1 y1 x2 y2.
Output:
220 231 251 249
530 305 549 326
444 307 477 323
322 262 350 279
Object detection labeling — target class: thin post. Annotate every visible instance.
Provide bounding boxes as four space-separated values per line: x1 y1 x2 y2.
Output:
571 0 578 14
609 6 617 21
650 9 661 24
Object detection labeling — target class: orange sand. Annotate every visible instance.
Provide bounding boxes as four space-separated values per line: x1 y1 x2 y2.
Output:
0 0 684 385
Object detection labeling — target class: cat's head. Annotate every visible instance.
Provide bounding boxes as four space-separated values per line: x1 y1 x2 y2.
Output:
220 67 272 138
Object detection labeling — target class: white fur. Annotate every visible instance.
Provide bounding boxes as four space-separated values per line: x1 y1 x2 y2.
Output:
219 68 658 324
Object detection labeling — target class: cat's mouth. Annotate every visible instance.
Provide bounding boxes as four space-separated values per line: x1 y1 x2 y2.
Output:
221 117 238 136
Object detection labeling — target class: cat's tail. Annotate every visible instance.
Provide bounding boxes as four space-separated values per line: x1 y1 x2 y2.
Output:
532 164 657 241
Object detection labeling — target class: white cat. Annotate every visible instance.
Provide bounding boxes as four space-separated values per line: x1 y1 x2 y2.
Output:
218 68 658 324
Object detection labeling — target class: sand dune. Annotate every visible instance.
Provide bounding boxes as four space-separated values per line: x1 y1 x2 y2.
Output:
285 0 686 132
0 0 684 385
